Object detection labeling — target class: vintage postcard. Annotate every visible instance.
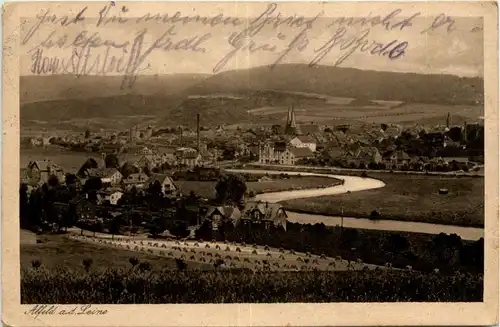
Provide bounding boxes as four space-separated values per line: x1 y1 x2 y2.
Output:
2 1 499 326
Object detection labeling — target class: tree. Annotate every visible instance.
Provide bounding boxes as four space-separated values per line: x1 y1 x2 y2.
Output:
109 217 123 238
83 177 102 203
120 162 139 178
147 180 163 198
195 220 212 241
65 173 78 186
105 153 119 169
215 173 247 207
78 158 98 178
175 258 187 270
20 184 29 228
171 222 190 238
129 257 139 268
47 175 60 188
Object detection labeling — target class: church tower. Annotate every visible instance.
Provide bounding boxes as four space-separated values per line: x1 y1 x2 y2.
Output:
446 112 451 129
284 105 297 135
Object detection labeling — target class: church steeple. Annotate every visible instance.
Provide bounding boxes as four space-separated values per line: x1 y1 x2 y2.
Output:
284 105 298 135
446 112 451 128
289 105 297 128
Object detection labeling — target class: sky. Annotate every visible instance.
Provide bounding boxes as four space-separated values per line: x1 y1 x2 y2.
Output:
19 7 484 78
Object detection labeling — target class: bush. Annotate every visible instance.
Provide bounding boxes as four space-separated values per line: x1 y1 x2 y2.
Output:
129 257 139 267
175 259 187 270
370 210 381 220
31 260 41 269
138 262 152 271
82 259 93 272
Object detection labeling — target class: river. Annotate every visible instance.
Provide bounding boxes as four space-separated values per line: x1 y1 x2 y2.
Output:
227 169 484 241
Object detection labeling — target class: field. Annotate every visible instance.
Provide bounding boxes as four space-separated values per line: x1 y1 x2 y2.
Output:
281 173 484 227
64 232 375 272
20 231 210 273
248 101 482 127
21 267 483 303
175 177 343 199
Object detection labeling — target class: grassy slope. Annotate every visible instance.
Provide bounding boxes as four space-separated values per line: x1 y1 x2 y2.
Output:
21 233 210 272
281 174 484 227
175 177 343 199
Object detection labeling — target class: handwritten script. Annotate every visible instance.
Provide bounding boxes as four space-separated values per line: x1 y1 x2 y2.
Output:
21 2 475 89
25 304 108 318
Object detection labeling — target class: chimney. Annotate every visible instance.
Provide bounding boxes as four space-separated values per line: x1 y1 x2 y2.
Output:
197 113 200 152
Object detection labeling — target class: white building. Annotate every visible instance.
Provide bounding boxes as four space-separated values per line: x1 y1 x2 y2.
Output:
289 135 317 152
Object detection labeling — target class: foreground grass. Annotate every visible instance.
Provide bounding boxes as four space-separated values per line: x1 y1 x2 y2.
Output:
281 174 484 227
21 234 210 273
175 176 342 199
21 267 483 303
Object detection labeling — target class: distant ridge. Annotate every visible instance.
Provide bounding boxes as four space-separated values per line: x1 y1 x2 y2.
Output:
20 64 483 128
20 74 210 104
185 64 483 105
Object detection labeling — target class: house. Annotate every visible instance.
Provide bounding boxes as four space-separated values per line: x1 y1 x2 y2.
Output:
443 157 474 170
258 142 277 164
351 147 382 167
70 196 97 222
86 168 123 185
145 173 177 194
285 147 314 165
410 156 429 170
274 142 289 164
176 147 201 167
241 201 287 230
341 146 382 168
205 206 242 231
97 188 124 205
122 172 149 189
20 168 38 187
27 160 65 185
135 155 159 171
289 135 317 152
297 124 321 135
383 150 411 169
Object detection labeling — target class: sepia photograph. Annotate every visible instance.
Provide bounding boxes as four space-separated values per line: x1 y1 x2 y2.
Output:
2 1 498 326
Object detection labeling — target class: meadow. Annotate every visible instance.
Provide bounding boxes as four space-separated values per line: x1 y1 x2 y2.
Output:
20 232 210 273
281 173 484 227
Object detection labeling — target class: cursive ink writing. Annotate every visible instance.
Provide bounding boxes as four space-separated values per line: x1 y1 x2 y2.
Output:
213 3 322 73
136 11 243 27
27 29 130 54
22 7 88 46
97 4 129 27
421 13 456 34
28 24 211 89
311 27 408 67
24 304 108 318
327 9 421 31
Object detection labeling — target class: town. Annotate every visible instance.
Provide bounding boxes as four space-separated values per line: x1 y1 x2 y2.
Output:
20 102 485 304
